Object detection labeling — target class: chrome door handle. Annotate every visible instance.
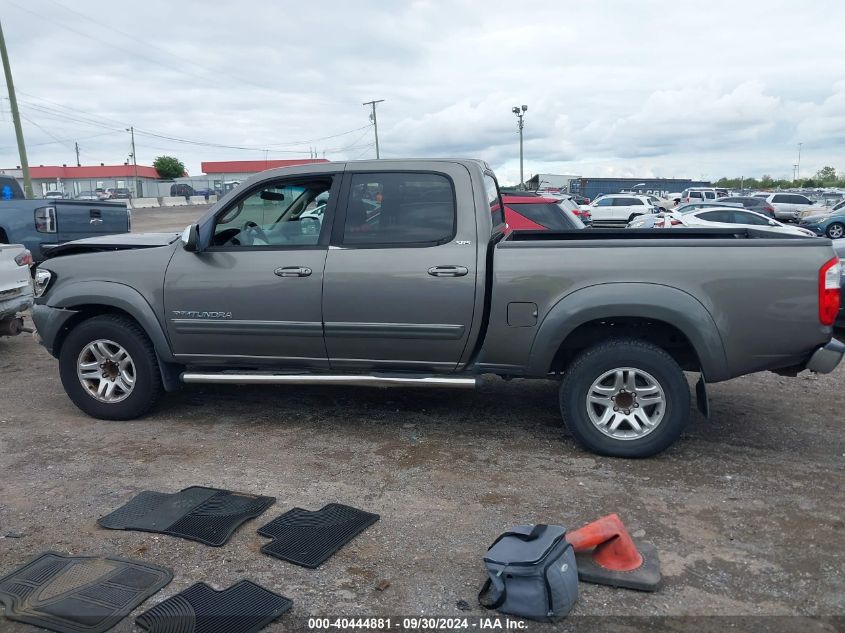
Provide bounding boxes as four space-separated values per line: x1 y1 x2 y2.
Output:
428 265 468 277
274 266 312 277
89 218 103 224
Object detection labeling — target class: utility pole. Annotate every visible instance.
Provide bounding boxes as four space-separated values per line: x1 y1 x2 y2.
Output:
511 105 527 189
0 19 33 198
796 142 802 182
75 141 81 167
126 126 138 196
362 99 384 158
793 164 798 182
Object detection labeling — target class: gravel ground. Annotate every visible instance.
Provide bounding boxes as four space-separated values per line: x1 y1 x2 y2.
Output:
0 206 843 631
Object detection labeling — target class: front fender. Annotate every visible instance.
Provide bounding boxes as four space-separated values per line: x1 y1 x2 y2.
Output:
39 280 176 363
526 282 730 381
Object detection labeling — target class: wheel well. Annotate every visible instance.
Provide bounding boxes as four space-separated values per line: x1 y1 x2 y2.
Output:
0 228 8 243
53 305 144 357
550 317 701 374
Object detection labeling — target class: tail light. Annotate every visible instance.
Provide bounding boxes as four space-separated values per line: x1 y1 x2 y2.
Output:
819 257 841 326
14 250 33 267
669 218 682 226
34 206 57 233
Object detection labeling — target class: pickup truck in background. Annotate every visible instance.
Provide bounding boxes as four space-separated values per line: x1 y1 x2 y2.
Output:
0 242 34 337
0 176 131 262
31 159 844 458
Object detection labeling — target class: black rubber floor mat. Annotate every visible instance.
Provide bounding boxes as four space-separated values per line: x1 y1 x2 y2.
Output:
136 580 292 633
258 503 380 568
0 551 172 633
97 486 275 547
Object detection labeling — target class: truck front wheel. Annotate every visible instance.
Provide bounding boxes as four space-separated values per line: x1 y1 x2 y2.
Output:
559 338 690 457
58 314 163 420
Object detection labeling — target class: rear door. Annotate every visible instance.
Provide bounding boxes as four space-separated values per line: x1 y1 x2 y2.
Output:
322 164 477 372
56 201 129 243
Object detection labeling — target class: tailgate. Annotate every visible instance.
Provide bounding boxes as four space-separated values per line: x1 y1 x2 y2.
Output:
55 200 129 243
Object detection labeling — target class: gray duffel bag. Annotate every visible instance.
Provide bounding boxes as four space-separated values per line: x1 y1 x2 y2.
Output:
478 524 578 621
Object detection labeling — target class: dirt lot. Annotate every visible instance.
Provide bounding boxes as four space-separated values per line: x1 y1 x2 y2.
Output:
1 206 843 631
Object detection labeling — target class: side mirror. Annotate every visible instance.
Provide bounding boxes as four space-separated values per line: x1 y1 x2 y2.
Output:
181 224 199 252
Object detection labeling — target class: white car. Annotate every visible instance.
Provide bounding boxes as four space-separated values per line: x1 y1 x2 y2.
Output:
680 187 718 203
583 194 656 227
44 191 66 200
654 206 817 236
0 243 34 337
754 193 818 222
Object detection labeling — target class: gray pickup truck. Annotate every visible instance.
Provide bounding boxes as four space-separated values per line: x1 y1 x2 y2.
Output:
31 159 843 457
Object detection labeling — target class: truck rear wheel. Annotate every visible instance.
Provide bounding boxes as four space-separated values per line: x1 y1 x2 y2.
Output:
58 314 163 420
559 338 690 457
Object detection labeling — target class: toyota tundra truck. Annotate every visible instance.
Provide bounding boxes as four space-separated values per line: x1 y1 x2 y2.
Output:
31 160 843 457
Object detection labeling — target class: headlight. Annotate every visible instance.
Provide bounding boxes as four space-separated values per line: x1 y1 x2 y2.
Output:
34 269 53 297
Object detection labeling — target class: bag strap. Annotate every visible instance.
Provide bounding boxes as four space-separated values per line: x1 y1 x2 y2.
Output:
478 576 507 610
486 524 547 551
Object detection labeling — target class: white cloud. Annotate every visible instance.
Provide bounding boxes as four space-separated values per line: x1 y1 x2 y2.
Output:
0 0 843 183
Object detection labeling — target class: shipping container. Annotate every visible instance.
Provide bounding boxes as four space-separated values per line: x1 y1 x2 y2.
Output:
570 178 711 201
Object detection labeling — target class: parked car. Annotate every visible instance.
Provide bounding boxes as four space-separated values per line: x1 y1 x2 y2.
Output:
716 196 776 218
75 191 101 201
0 198 130 262
672 201 742 214
31 159 844 458
0 242 34 337
502 195 585 231
583 193 655 227
568 193 590 205
44 191 67 200
801 198 845 220
680 187 718 203
170 183 196 197
799 205 845 239
110 188 132 200
758 193 818 222
654 207 817 237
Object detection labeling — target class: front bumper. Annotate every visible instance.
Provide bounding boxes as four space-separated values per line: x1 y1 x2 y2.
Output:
30 303 79 357
798 223 825 236
804 338 845 374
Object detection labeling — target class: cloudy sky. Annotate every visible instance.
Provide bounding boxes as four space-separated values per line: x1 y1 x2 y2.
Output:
1 0 843 185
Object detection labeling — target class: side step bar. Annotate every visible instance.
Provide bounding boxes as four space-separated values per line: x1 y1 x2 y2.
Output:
180 372 477 389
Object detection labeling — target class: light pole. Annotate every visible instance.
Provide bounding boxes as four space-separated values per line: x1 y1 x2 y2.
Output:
796 142 802 182
512 105 527 189
363 99 384 158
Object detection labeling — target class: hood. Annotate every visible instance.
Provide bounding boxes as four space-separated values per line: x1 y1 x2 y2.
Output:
44 232 180 258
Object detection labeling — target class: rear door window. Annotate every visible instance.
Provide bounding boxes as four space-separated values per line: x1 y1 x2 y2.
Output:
689 191 703 200
732 211 769 225
703 191 716 199
341 172 456 246
698 211 733 223
772 194 789 203
790 194 811 205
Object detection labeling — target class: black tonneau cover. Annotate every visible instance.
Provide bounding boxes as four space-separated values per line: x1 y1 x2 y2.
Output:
503 228 809 242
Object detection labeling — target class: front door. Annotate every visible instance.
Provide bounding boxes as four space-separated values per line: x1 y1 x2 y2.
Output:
322 165 479 372
164 174 339 368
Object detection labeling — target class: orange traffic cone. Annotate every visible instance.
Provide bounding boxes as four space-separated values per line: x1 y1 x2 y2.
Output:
566 513 661 591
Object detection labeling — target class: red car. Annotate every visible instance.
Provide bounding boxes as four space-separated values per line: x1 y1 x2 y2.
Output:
503 195 589 231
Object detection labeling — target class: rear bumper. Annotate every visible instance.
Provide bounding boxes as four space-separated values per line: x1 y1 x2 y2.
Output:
0 288 34 321
804 338 845 374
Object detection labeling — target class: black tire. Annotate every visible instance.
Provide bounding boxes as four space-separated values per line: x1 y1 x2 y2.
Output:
559 338 690 458
825 222 844 239
58 314 163 420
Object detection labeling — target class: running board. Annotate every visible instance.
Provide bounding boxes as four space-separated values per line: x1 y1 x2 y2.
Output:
180 372 477 389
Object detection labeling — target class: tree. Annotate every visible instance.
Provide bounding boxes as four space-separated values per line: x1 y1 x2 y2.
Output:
802 179 817 188
153 155 186 179
760 174 773 188
815 166 837 184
